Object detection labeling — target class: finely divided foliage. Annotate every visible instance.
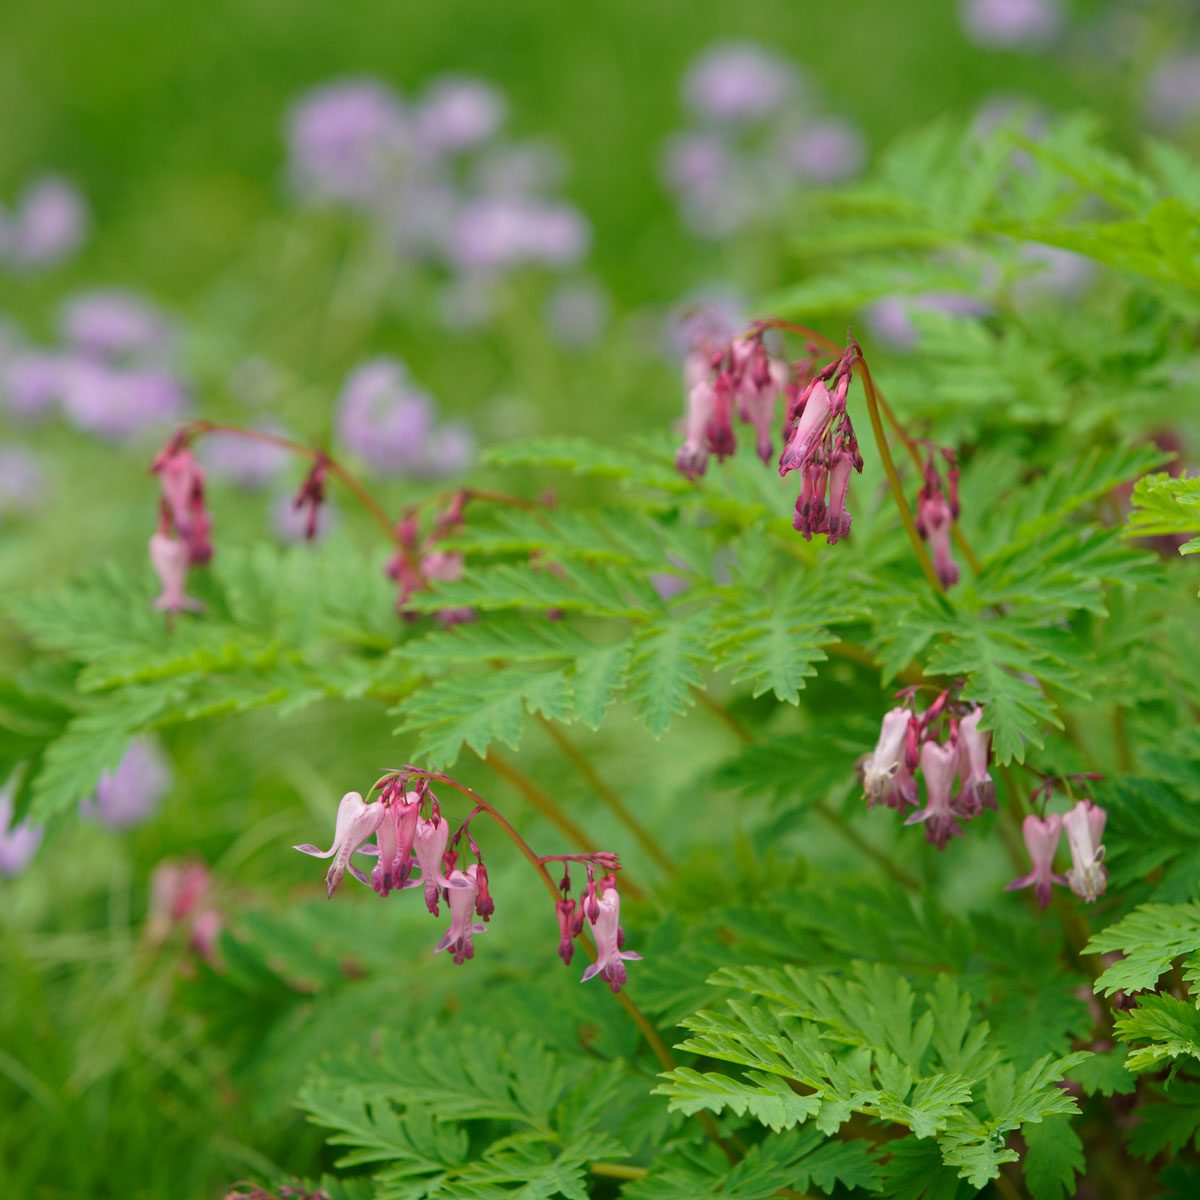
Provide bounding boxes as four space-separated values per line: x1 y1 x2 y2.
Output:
7 117 1200 1197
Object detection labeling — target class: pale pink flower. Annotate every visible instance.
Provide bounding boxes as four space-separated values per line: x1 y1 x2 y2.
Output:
860 708 919 811
954 707 994 816
1063 800 1107 903
1005 813 1065 909
149 532 203 615
905 739 964 849
368 792 421 897
581 881 641 993
435 865 487 964
294 791 385 897
414 814 472 914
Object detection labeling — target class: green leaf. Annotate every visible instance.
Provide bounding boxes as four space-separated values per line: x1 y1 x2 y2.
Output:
653 1067 820 1132
625 614 710 737
1086 903 1200 996
1114 994 1200 1072
1023 1114 1084 1200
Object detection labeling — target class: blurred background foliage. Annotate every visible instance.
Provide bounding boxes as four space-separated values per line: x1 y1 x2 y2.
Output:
3 1 1200 1197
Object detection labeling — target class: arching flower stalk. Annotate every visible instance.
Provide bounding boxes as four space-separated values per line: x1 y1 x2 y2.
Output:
292 768 640 989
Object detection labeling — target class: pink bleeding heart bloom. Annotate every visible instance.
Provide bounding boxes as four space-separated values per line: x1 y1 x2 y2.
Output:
675 369 717 480
365 791 421 897
294 791 385 898
580 881 641 993
916 473 959 589
147 858 223 962
149 532 204 615
778 380 833 476
152 441 213 565
1005 813 1066 909
435 865 488 964
413 814 472 914
555 897 579 965
954 707 994 816
729 336 785 464
905 739 964 849
860 708 920 811
1063 800 1107 903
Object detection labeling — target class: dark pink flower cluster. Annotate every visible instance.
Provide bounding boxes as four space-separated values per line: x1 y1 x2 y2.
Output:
675 327 795 479
550 855 641 993
1007 776 1108 908
385 490 473 624
293 771 638 988
858 692 994 849
778 343 864 543
916 447 961 589
149 436 214 614
673 325 866 545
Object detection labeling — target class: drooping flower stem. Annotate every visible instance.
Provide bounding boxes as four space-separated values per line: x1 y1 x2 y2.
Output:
873 391 983 576
536 716 676 876
692 691 922 893
470 748 645 901
755 318 984 578
397 768 671 1066
181 420 397 541
853 358 945 593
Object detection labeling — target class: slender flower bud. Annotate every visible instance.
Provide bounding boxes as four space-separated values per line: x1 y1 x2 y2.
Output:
294 791 384 897
555 898 577 965
905 739 964 849
1063 800 1108 903
580 881 642 993
473 861 494 921
1005 813 1066 909
292 455 329 542
152 440 213 565
916 454 959 589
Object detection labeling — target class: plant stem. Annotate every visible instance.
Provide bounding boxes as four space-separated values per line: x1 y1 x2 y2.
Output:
1112 707 1134 773
874 390 983 577
589 1163 648 1180
693 691 922 893
536 716 676 876
472 749 645 901
853 359 945 593
811 798 922 894
760 319 985 579
399 768 673 1067
183 420 397 542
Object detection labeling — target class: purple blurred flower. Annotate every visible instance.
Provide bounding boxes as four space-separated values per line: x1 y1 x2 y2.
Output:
82 739 172 829
200 428 291 489
669 292 744 358
780 118 866 183
0 446 47 519
337 357 435 473
0 176 88 269
661 134 755 238
449 197 589 271
287 78 411 204
1012 243 1095 303
1145 53 1200 127
416 76 507 152
471 140 567 197
273 492 336 543
960 0 1061 49
864 293 991 351
545 279 609 347
682 42 799 123
419 423 475 477
0 789 42 877
61 290 175 360
2 351 70 418
61 359 188 441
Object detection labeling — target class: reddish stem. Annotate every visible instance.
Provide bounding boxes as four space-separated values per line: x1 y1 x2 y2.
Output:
183 420 397 542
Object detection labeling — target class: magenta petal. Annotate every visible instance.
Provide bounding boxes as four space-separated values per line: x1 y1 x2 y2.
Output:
580 962 601 983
